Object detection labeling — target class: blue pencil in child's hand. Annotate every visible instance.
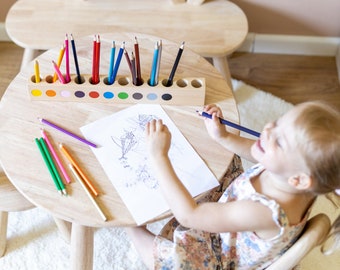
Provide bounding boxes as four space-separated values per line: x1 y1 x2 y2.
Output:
196 110 260 138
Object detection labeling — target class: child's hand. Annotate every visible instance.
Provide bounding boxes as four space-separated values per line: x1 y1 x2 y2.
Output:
203 104 228 140
145 119 172 159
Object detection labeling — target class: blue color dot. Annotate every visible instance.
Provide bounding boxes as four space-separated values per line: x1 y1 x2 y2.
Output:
147 93 157 100
103 92 114 99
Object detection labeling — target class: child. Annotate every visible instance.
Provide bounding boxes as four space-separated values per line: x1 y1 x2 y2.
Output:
126 101 340 269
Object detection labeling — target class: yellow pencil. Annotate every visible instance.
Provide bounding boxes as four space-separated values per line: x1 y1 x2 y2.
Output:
69 164 107 221
34 60 40 83
53 44 65 82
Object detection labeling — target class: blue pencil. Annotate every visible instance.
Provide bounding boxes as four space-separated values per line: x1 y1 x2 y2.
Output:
196 111 261 138
149 41 159 86
107 41 115 84
110 42 125 84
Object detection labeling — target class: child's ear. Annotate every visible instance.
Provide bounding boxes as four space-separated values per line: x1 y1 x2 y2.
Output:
288 173 312 190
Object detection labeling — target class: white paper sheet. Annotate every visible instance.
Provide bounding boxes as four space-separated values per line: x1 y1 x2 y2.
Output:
81 104 219 225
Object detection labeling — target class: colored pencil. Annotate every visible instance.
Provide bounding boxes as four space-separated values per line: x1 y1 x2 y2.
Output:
196 111 261 137
35 138 63 195
69 164 107 221
124 49 134 83
34 60 40 83
38 117 97 148
65 34 71 83
70 34 81 84
166 41 185 86
155 39 162 85
134 37 142 85
59 143 99 197
52 60 66 84
110 42 125 84
41 129 71 184
39 137 67 195
130 52 137 86
94 34 101 83
53 44 65 82
149 41 159 86
91 35 97 83
107 41 116 85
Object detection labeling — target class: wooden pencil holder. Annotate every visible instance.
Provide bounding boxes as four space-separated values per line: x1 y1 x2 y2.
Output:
28 74 206 105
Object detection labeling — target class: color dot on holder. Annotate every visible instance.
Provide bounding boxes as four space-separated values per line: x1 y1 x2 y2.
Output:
161 93 172 101
31 89 42 97
147 93 157 100
132 92 143 100
118 92 129 99
89 91 100 98
46 90 56 97
61 90 71 97
75 91 85 98
103 92 114 99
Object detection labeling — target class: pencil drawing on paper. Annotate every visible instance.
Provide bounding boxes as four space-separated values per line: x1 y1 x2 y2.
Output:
111 113 159 189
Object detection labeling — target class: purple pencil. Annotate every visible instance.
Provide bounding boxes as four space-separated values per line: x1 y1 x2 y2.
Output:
38 118 97 148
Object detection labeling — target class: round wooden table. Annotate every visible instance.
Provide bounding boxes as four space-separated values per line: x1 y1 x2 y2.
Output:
0 32 239 270
5 0 248 87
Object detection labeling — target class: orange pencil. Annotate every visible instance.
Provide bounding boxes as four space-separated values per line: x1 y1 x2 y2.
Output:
59 143 99 196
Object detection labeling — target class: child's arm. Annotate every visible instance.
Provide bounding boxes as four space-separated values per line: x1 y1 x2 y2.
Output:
146 119 278 236
203 104 257 163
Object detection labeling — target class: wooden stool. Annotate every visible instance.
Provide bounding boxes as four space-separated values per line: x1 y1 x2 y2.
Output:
5 0 248 88
0 169 72 257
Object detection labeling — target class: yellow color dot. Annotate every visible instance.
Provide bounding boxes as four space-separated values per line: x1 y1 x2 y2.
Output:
31 89 42 96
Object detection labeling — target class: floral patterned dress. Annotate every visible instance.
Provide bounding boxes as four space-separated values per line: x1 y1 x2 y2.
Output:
153 158 311 270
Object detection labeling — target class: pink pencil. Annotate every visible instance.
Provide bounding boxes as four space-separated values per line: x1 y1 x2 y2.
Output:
41 129 71 184
65 34 71 83
52 60 66 84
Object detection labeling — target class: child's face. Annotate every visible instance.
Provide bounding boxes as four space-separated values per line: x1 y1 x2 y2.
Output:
251 105 308 179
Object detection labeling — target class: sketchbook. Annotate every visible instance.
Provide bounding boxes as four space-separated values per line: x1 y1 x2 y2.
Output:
80 104 219 225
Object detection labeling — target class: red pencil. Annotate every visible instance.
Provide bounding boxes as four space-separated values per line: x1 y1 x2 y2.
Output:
134 36 142 85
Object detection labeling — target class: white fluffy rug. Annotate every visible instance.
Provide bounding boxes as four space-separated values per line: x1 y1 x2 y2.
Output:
0 80 293 270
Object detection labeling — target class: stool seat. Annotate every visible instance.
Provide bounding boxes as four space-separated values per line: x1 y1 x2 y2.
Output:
0 172 34 212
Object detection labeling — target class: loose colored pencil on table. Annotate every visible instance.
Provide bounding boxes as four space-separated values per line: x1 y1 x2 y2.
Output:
53 44 65 82
166 41 185 86
134 37 142 85
59 143 99 197
70 33 82 84
35 138 67 195
68 164 107 221
110 42 125 84
41 128 71 184
196 110 261 138
52 60 66 84
38 117 97 148
65 34 71 83
34 60 40 83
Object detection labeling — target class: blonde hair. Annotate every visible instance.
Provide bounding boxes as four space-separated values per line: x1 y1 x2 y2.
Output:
293 101 340 194
293 101 340 255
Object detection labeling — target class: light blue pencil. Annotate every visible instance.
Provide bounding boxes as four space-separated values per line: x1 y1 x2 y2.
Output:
110 42 125 84
149 41 159 86
107 41 115 84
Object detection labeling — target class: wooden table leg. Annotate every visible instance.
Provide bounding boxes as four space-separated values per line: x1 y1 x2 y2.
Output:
71 224 94 270
0 211 8 257
20 48 42 71
212 55 233 90
53 217 72 243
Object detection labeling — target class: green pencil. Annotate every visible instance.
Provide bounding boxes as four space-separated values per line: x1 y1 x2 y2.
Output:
39 137 67 195
35 138 63 195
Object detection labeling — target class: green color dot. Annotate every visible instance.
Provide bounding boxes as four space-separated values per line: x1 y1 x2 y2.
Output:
118 92 129 99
